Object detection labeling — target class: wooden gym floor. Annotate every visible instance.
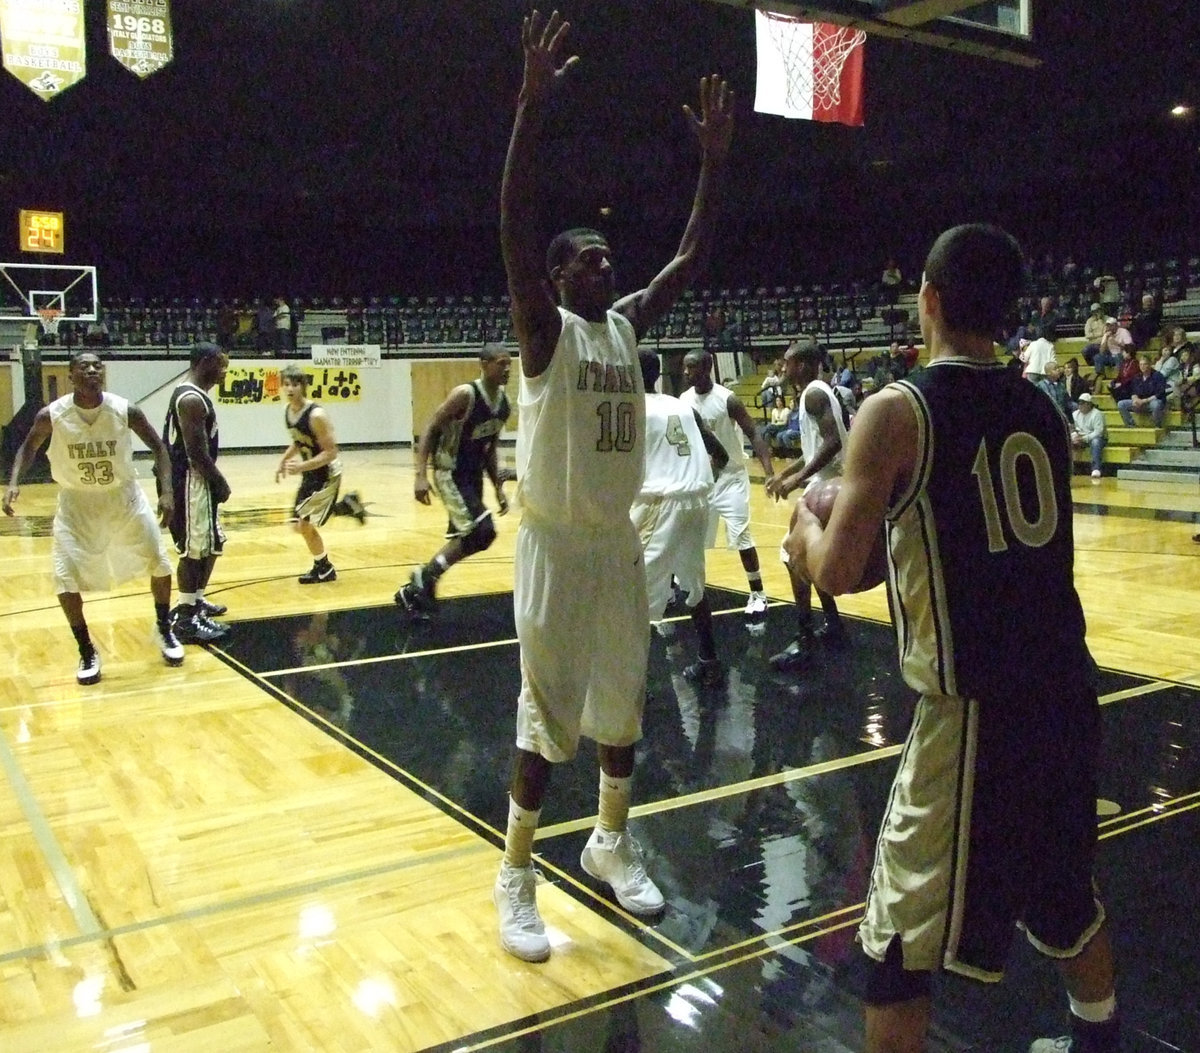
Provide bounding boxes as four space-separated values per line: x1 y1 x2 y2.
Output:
0 446 1197 1052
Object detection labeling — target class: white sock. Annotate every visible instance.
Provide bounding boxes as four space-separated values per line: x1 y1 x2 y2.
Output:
1069 993 1116 1023
597 772 632 833
502 797 540 869
177 591 198 606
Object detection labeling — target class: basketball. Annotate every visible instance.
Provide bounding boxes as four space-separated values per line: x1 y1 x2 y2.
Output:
801 477 888 593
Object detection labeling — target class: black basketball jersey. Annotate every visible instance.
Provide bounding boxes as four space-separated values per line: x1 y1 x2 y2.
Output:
285 402 331 486
432 380 510 481
885 358 1093 703
164 382 219 488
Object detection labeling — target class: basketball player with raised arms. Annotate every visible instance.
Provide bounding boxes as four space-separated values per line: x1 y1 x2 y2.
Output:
787 224 1118 1053
764 335 850 671
396 343 511 615
3 351 184 683
494 8 732 962
678 349 775 625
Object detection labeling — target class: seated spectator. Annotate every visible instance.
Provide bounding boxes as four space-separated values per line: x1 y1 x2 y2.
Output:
1079 302 1107 358
759 358 785 410
835 361 854 389
901 336 920 371
762 395 791 445
1020 329 1056 383
1107 345 1140 402
1062 357 1092 409
1129 292 1163 351
1154 338 1183 401
1085 317 1133 374
1117 354 1168 428
1071 393 1107 479
1178 346 1200 417
1037 361 1072 418
773 397 804 451
888 340 909 381
1034 295 1059 343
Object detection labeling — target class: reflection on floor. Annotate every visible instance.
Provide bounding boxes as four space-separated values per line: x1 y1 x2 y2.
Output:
215 588 1200 1053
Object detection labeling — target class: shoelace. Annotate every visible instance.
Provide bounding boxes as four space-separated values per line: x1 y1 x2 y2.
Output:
612 834 650 884
506 869 543 929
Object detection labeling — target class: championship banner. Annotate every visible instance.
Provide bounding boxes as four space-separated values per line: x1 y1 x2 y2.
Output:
754 12 865 126
218 367 363 406
0 0 87 101
311 344 382 369
107 0 173 79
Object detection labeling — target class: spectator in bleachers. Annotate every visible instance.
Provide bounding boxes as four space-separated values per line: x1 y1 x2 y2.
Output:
1034 295 1060 342
1080 302 1107 352
901 333 920 371
759 358 784 409
1084 317 1132 374
274 297 293 355
216 302 238 352
1020 328 1056 383
880 257 902 305
1107 345 1140 401
888 340 909 381
1178 346 1200 417
253 299 275 354
1129 293 1162 351
1153 337 1183 401
1062 357 1092 409
1117 354 1167 428
762 395 791 446
1071 393 1107 479
1037 361 1072 418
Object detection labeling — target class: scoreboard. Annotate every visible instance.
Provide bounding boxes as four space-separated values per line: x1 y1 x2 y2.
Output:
19 210 65 254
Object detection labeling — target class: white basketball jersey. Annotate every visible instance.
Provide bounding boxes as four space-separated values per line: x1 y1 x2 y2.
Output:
678 382 747 474
640 393 713 499
516 307 645 528
47 392 138 492
799 379 848 484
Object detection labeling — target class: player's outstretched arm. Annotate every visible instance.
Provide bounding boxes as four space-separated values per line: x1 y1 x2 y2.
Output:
2 408 52 516
727 394 772 478
616 75 733 340
501 9 576 379
128 405 175 526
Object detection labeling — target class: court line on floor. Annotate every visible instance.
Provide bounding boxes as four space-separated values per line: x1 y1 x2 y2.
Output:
0 728 102 938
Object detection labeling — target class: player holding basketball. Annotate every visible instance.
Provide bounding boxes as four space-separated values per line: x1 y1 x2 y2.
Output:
494 9 732 962
634 350 729 686
3 351 184 683
276 365 365 585
678 349 774 626
395 344 511 615
764 336 850 671
787 225 1118 1053
163 342 232 643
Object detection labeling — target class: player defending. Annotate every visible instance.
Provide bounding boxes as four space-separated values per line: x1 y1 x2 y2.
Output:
164 342 232 643
634 350 729 684
3 351 184 683
495 9 732 962
276 365 364 584
788 225 1118 1053
678 349 774 625
396 344 511 614
764 337 850 671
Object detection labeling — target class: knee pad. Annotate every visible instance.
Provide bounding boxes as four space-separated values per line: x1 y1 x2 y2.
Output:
460 515 497 556
863 936 933 1007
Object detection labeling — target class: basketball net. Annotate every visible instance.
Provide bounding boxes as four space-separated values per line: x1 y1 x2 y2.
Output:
762 14 865 113
37 307 62 336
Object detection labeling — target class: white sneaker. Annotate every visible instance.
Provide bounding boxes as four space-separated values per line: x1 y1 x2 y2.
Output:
77 649 101 685
580 828 664 915
1091 469 1101 479
152 622 185 667
493 863 550 962
1028 1040 1073 1052
744 591 768 617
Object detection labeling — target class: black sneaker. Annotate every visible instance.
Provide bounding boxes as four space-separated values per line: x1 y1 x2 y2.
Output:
173 613 227 645
814 621 849 649
77 648 101 685
197 597 228 617
769 635 814 673
682 657 726 687
299 562 337 584
338 491 367 523
396 567 436 613
152 622 185 666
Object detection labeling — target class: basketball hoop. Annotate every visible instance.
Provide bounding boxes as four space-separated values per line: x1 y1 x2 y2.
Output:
36 307 62 337
761 13 866 114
